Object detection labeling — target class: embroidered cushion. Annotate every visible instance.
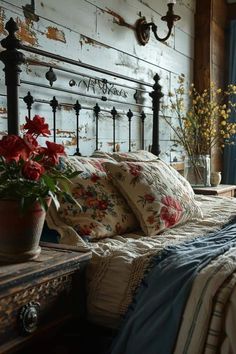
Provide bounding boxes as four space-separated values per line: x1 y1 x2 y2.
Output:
91 150 158 162
57 156 138 240
103 160 202 236
110 150 158 162
160 160 195 198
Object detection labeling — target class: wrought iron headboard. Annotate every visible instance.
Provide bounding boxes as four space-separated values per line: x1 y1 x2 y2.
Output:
0 17 164 157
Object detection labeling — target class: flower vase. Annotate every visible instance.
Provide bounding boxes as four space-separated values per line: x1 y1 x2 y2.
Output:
184 155 211 187
0 198 51 263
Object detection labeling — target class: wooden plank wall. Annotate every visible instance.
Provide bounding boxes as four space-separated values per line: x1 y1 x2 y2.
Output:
0 0 195 161
194 0 228 172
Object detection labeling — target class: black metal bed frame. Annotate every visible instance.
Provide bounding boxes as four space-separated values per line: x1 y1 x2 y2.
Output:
0 17 163 156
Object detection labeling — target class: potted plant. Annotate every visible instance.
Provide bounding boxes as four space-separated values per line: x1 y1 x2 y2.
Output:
161 74 236 186
0 115 78 262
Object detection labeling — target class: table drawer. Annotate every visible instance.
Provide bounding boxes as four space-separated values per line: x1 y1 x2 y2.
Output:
0 273 74 353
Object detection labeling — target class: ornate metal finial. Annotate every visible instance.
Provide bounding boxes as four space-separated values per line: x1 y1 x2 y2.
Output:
111 106 117 118
23 91 34 109
149 73 164 100
1 18 21 50
0 17 25 135
45 67 57 87
93 103 101 116
50 96 58 113
74 100 81 115
127 109 133 121
23 91 34 118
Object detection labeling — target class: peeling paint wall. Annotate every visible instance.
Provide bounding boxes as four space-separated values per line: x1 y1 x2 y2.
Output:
0 0 196 161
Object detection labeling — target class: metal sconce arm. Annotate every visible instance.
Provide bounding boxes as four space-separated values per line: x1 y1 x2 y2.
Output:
136 3 181 46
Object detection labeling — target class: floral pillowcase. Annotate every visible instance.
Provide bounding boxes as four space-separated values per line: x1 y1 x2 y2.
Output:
103 160 203 236
56 156 138 240
91 150 194 197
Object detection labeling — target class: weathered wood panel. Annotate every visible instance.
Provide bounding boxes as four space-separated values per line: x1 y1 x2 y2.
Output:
0 0 196 163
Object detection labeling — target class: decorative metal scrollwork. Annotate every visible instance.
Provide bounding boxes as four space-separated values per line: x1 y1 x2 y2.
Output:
18 301 40 335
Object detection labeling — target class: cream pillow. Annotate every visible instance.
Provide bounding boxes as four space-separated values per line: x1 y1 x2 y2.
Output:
57 156 138 240
104 160 203 236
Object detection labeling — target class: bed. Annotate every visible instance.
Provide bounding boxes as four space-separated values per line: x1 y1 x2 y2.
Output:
1 17 236 354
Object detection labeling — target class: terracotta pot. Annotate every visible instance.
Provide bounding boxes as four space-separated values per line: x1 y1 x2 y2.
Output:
0 198 51 263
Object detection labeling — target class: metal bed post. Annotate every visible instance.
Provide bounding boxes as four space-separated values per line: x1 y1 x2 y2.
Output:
0 18 25 135
149 74 164 156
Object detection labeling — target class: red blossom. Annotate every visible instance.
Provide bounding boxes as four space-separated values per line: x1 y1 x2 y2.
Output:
42 155 58 168
24 115 51 136
90 173 100 183
22 160 45 181
86 198 99 208
144 194 155 203
128 163 142 177
23 134 38 153
98 200 108 210
89 159 106 172
78 225 92 235
0 135 29 162
147 215 156 225
46 141 65 159
160 196 183 228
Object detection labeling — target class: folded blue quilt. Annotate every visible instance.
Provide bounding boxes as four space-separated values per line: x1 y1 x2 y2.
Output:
111 219 236 354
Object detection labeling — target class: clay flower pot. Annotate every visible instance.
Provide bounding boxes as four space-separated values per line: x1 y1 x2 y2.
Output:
0 198 51 263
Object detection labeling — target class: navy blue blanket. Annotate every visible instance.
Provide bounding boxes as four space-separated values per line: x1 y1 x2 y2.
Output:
111 219 236 354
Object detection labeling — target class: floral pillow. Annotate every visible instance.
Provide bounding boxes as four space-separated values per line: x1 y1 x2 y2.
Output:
57 156 138 240
103 160 203 236
110 150 158 162
91 150 158 162
161 160 195 198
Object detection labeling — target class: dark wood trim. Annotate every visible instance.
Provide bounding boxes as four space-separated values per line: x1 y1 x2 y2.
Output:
228 4 236 21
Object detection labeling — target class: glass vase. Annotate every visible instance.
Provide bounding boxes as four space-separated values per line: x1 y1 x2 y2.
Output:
184 155 211 187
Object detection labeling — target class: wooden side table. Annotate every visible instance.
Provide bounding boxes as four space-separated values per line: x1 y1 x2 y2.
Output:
193 184 236 197
0 245 91 354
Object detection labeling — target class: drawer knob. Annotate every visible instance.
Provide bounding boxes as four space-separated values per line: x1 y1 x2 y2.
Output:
19 301 40 334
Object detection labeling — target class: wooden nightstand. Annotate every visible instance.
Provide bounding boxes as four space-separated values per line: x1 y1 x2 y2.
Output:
193 184 236 197
0 245 91 354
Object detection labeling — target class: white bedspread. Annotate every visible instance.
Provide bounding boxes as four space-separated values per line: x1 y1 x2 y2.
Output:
47 195 236 329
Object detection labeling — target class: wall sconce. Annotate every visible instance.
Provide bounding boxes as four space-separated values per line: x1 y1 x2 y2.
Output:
135 1 181 46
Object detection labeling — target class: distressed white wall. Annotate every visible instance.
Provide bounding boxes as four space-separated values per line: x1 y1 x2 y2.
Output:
0 0 195 161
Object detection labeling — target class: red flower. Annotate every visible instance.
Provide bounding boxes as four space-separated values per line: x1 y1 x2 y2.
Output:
144 194 155 203
0 135 29 162
22 160 45 181
23 134 38 153
160 196 183 228
38 141 66 167
24 115 51 136
98 200 108 210
78 225 92 235
128 163 142 177
46 141 65 157
147 215 156 225
89 160 105 172
90 173 100 183
86 198 99 208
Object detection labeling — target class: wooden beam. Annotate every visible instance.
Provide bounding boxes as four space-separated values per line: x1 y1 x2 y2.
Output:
194 0 212 92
